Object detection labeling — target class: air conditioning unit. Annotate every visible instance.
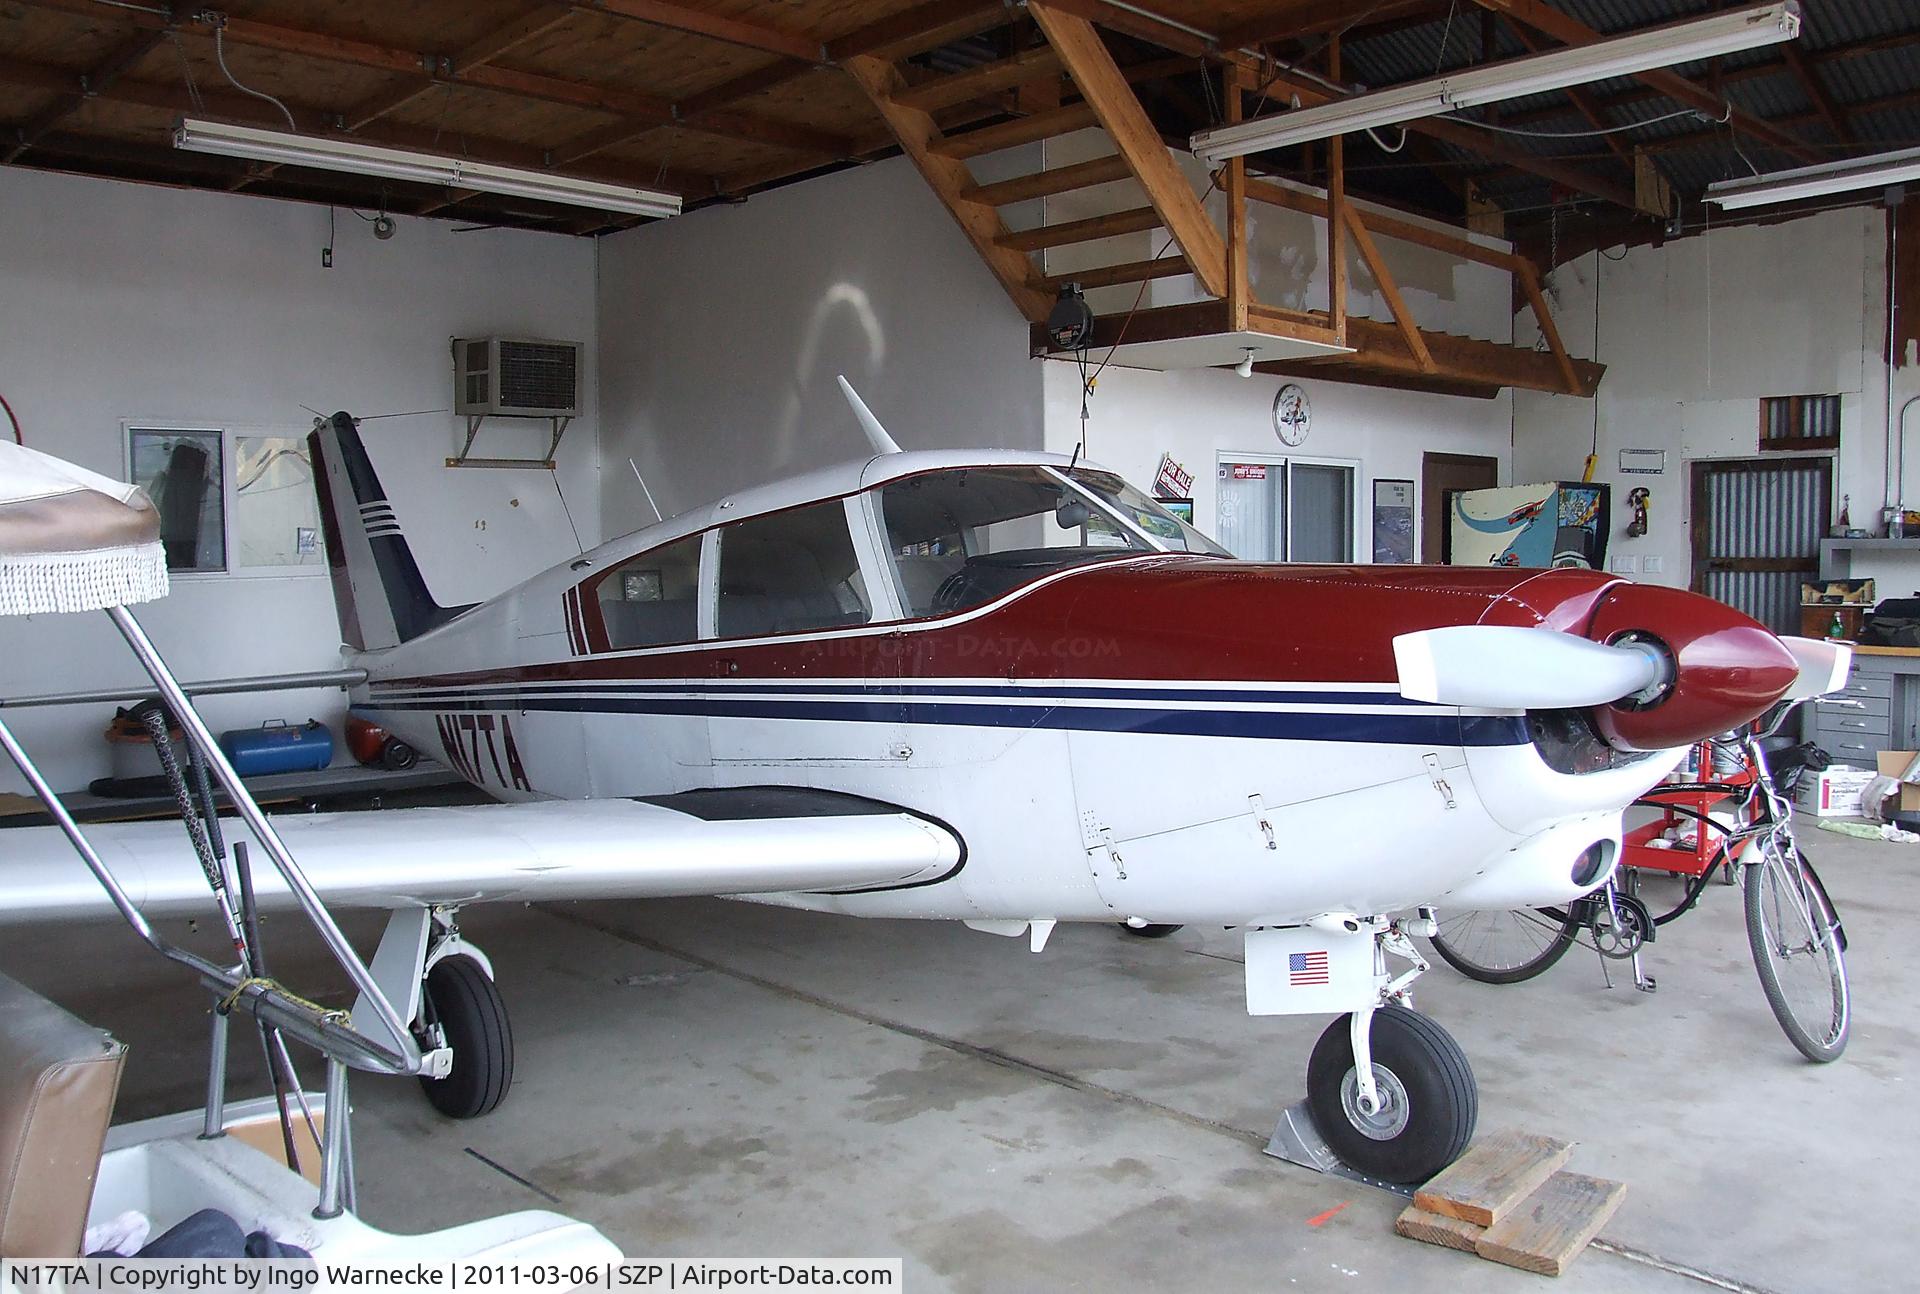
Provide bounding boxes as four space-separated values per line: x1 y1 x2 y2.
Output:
453 337 582 418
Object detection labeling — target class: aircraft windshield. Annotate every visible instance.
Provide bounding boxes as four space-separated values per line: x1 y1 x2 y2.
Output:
1064 469 1232 556
878 467 1149 618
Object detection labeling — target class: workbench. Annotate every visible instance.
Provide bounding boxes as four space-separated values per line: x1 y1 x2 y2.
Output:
1807 644 1920 765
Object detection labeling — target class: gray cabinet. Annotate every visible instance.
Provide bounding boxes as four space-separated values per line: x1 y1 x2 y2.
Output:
1808 669 1893 765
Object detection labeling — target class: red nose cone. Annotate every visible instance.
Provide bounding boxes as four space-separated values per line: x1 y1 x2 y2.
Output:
1585 584 1799 750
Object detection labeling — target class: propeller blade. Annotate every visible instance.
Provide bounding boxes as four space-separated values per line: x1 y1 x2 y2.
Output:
1393 625 1667 710
1778 635 1853 700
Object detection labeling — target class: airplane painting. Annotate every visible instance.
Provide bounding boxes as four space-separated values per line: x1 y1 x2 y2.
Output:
1 384 1848 1184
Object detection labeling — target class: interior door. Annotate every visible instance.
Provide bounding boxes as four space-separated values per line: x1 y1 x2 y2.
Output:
1691 457 1831 634
1422 452 1498 563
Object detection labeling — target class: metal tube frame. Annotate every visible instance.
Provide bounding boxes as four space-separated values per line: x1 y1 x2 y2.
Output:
0 605 426 1221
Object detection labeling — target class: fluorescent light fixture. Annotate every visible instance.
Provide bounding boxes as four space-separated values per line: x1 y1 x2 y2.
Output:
172 118 682 219
1190 1 1801 162
1705 145 1920 210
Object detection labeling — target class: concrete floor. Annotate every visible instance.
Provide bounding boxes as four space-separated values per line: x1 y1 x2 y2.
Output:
4 826 1909 1293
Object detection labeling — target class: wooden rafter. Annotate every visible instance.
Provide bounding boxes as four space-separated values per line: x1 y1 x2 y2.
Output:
8 0 847 159
1340 202 1435 373
843 53 1052 323
1505 21 1920 129
1470 0 1820 165
1029 0 1635 212
1028 2 1225 298
1326 36 1347 345
343 3 576 134
1780 42 1854 145
585 0 822 62
894 46 1062 113
0 52 712 199
4 26 166 165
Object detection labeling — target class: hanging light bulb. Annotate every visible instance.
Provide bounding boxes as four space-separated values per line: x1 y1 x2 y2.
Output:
1235 348 1257 379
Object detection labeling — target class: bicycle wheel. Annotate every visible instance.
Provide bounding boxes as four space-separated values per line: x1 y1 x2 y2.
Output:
1744 848 1849 1062
1429 908 1579 984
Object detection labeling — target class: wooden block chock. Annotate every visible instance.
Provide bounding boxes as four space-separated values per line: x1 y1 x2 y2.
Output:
1394 1205 1483 1253
1475 1171 1628 1277
1414 1130 1575 1228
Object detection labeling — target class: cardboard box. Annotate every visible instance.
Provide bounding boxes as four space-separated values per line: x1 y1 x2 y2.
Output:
1795 765 1876 817
1875 751 1920 814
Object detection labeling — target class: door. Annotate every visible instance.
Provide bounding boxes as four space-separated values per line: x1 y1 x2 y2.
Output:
1216 455 1357 561
1422 452 1498 563
1690 457 1831 634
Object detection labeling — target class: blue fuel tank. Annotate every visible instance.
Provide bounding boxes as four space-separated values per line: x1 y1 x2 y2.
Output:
218 719 334 777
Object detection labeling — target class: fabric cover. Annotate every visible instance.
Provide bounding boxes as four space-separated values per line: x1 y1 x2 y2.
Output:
0 972 127 1258
0 442 167 615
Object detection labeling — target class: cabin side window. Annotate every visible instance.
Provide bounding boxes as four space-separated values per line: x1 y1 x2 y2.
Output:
715 500 873 639
596 534 704 649
877 468 1150 619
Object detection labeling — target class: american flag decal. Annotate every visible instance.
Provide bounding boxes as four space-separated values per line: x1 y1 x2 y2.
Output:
1289 950 1330 986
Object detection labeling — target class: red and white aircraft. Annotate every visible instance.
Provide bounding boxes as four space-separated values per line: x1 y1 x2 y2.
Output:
4 384 1847 1182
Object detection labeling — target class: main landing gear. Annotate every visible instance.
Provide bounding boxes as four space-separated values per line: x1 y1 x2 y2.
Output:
1252 911 1476 1185
354 906 515 1120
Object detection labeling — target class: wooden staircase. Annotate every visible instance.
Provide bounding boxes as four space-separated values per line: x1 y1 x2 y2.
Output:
846 0 1601 399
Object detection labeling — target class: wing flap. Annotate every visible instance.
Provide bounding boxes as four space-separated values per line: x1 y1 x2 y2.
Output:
0 798 961 923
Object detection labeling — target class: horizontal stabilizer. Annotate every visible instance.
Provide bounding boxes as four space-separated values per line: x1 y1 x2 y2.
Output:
0 798 961 924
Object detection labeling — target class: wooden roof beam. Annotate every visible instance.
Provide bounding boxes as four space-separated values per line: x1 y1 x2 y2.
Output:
4 26 168 164
341 3 576 133
1469 0 1819 164
582 1 823 62
892 46 1062 113
7 2 848 158
1780 42 1854 145
0 54 715 200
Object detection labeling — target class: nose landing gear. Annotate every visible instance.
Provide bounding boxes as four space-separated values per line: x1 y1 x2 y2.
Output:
1252 912 1478 1185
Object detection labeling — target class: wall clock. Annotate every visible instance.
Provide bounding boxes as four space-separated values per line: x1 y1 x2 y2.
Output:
1273 383 1311 447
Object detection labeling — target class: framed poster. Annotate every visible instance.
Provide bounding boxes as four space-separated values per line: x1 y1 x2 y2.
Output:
1160 498 1194 524
1372 478 1415 564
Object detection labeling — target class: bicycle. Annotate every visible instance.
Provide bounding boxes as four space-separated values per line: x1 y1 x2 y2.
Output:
1428 696 1851 1062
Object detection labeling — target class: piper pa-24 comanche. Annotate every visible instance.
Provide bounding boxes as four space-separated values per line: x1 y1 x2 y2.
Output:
4 383 1850 1183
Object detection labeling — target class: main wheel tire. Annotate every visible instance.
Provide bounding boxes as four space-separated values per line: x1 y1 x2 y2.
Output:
1120 923 1184 939
1306 1008 1477 1184
1745 850 1849 1063
418 954 514 1118
1429 908 1579 984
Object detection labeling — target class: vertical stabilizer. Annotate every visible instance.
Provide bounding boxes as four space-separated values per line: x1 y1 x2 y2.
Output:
837 376 901 456
308 413 466 651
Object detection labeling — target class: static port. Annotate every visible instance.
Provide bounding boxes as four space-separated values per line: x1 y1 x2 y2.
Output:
1571 840 1615 888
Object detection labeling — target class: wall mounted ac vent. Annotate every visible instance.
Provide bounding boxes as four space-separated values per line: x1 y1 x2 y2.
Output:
453 337 582 418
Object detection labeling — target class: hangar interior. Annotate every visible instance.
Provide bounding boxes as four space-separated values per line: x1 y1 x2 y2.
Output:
0 1 1915 1289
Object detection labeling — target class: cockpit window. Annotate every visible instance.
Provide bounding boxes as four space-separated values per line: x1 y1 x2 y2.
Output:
878 468 1150 619
1064 469 1233 556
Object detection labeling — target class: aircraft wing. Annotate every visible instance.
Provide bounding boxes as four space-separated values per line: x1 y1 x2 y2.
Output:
0 789 961 923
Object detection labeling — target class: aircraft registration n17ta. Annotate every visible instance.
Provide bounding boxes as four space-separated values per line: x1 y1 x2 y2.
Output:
3 384 1847 1183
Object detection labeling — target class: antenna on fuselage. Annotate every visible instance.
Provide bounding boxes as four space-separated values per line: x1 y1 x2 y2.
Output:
629 458 664 523
836 376 901 456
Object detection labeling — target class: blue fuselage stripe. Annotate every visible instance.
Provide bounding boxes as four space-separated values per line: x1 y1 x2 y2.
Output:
364 690 1529 747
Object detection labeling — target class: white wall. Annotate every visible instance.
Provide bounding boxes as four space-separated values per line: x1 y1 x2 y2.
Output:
595 154 1047 537
1513 207 1911 593
0 167 600 793
1042 362 1513 547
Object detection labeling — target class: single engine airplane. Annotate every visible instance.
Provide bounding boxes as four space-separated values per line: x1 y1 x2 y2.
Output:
1 383 1849 1183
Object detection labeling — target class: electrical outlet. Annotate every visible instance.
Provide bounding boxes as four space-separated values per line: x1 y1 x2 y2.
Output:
1610 557 1636 574
1641 555 1664 574
322 247 333 269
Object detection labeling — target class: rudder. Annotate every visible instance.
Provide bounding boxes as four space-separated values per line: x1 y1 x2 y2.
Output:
309 412 468 651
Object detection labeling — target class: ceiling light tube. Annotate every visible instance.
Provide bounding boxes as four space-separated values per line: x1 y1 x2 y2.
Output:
1705 145 1920 210
1190 1 1801 162
173 118 682 219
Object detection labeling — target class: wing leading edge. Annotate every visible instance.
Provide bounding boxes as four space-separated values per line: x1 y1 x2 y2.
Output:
0 796 962 923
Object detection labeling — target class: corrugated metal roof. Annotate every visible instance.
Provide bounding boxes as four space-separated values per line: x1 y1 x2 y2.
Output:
1325 0 1920 216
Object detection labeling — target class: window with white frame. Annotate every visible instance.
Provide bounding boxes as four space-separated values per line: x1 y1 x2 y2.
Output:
127 426 326 576
1215 453 1359 562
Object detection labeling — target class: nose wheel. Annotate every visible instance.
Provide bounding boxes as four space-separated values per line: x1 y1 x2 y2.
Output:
1304 1006 1477 1184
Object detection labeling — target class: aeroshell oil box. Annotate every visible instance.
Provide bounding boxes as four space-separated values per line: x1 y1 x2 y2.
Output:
218 719 334 776
1793 765 1876 818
